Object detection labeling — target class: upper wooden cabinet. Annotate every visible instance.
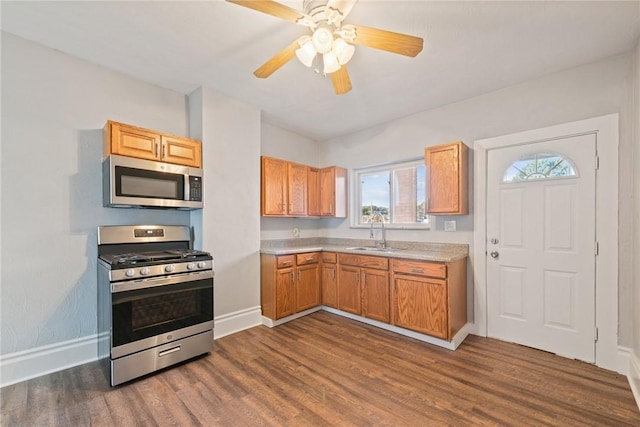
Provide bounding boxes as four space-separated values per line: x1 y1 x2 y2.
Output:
261 156 308 216
307 167 321 216
319 166 347 218
105 120 202 168
424 141 468 215
261 156 346 218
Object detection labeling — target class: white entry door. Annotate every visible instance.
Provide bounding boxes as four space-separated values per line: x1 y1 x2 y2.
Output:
486 134 596 362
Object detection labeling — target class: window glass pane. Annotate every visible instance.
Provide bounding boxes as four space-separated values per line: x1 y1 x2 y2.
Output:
354 159 429 229
360 172 390 223
503 152 577 183
392 165 426 224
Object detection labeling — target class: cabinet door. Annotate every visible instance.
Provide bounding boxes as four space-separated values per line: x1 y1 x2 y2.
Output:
338 265 361 315
275 268 296 319
425 141 468 215
287 162 308 216
296 263 320 312
307 167 321 216
362 268 390 323
262 157 288 216
392 274 448 339
109 122 161 161
319 167 335 216
321 263 338 308
161 135 202 167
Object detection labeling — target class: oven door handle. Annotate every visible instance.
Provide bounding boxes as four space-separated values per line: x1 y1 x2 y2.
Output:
111 270 214 293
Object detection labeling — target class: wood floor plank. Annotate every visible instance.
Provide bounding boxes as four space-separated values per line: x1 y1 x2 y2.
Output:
2 311 638 426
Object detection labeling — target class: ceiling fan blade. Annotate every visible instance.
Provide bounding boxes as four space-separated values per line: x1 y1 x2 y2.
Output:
226 0 306 24
253 37 304 79
329 65 352 95
327 0 359 19
347 24 423 57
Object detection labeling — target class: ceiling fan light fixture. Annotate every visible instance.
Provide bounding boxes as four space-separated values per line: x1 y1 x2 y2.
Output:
296 37 317 67
322 51 341 74
332 37 355 65
312 24 334 54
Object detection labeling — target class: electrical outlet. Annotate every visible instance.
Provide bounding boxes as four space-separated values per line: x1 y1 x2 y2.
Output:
444 221 456 232
292 228 300 238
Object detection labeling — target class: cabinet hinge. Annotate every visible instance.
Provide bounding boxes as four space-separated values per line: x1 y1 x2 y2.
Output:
595 242 599 256
595 155 599 170
595 327 599 342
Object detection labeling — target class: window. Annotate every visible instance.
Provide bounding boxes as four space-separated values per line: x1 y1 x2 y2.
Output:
503 152 577 183
353 158 429 229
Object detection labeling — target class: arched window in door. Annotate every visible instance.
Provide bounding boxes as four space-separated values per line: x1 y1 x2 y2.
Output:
502 152 578 183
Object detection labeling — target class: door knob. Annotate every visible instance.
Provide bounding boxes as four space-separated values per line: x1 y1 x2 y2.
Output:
490 251 499 259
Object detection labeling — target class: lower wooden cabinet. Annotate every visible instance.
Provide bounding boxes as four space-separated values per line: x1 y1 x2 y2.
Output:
361 268 390 323
261 252 320 320
321 252 338 308
337 254 390 322
391 258 467 341
337 265 361 314
261 249 467 342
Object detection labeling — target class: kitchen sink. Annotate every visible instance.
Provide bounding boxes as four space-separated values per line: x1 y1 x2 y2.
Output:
346 246 403 253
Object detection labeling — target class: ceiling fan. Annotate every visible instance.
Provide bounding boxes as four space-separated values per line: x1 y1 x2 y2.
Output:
227 0 424 95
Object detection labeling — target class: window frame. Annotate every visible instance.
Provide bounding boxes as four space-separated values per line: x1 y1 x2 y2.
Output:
350 157 430 230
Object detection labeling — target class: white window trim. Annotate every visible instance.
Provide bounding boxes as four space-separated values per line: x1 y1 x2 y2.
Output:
350 157 430 230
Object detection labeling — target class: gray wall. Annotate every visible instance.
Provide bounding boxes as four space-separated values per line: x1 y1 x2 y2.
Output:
190 87 261 321
319 52 636 348
1 33 192 356
633 41 640 365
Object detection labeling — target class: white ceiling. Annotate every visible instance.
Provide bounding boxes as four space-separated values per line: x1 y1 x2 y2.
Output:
2 1 639 141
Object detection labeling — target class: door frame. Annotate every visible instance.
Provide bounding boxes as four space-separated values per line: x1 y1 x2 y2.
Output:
473 114 621 372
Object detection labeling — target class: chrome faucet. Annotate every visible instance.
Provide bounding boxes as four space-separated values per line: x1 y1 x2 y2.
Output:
369 212 387 249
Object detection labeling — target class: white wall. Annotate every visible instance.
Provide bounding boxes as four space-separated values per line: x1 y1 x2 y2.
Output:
189 87 262 335
260 122 322 240
320 53 636 348
0 32 192 354
631 39 640 400
0 33 194 384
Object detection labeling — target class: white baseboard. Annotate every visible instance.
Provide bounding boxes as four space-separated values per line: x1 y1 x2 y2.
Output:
214 306 262 339
0 306 262 388
261 306 322 328
321 307 470 351
629 349 640 412
0 333 104 388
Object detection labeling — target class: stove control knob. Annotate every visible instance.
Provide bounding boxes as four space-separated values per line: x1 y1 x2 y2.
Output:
197 261 207 269
165 265 175 273
186 263 196 270
140 267 150 276
125 269 135 277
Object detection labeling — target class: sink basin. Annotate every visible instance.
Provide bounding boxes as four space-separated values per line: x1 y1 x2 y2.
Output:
346 246 403 253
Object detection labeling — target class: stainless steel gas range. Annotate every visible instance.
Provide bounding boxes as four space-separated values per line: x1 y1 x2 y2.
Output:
97 225 214 386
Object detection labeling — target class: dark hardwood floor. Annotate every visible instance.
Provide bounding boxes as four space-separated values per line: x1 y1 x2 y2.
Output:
2 311 639 426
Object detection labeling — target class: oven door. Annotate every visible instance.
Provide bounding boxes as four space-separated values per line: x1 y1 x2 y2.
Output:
110 270 213 359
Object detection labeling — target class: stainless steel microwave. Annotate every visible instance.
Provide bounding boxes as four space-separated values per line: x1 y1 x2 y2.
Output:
103 155 203 210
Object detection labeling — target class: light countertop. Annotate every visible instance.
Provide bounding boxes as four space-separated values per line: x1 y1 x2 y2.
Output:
260 238 468 263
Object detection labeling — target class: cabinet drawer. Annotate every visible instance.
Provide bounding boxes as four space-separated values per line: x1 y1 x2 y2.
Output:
338 254 389 270
321 252 337 264
276 255 295 269
296 252 319 265
392 259 446 278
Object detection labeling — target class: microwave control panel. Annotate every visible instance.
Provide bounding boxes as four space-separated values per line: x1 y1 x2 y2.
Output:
189 176 202 201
